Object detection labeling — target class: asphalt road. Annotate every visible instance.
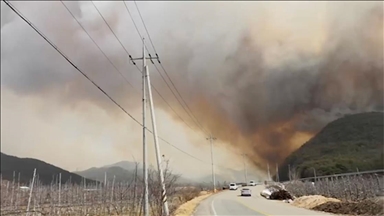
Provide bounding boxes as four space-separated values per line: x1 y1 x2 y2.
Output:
193 185 334 216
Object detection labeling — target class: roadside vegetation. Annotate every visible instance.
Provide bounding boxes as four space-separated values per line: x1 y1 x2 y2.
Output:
284 172 384 215
0 162 211 216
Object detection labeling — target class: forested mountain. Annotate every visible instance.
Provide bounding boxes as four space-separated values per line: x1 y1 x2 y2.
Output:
278 112 384 181
1 152 96 185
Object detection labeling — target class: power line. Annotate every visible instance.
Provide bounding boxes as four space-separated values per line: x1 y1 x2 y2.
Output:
157 136 208 164
133 1 209 135
152 63 206 133
2 0 142 126
129 1 208 135
82 2 204 170
3 0 216 167
91 0 199 132
123 1 153 59
90 1 135 59
159 63 208 132
133 0 157 54
150 83 196 132
123 1 144 44
122 1 206 135
122 2 240 172
60 0 138 94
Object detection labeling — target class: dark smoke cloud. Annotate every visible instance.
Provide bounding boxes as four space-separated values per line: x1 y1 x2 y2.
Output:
1 1 383 171
156 1 383 166
1 1 141 116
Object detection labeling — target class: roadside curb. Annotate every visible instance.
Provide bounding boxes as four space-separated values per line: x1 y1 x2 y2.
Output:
174 192 215 216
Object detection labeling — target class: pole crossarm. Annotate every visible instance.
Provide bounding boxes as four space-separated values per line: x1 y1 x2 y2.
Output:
130 52 160 66
131 57 158 60
241 153 248 184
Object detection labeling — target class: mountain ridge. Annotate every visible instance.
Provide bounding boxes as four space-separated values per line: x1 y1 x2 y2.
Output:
75 161 194 184
0 152 96 185
278 112 384 181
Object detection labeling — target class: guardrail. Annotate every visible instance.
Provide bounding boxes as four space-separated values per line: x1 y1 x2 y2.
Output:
281 169 384 183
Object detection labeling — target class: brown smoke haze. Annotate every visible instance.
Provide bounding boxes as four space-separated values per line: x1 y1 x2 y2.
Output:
1 1 383 175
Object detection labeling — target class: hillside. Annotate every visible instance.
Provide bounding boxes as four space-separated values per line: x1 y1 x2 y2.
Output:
278 112 384 181
0 152 96 185
75 166 136 182
76 161 192 184
103 160 143 170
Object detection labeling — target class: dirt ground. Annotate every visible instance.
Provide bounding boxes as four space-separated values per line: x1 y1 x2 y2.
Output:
172 191 212 216
292 195 341 209
291 195 384 216
312 198 384 216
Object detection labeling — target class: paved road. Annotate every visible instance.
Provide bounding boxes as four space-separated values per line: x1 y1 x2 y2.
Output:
194 185 334 216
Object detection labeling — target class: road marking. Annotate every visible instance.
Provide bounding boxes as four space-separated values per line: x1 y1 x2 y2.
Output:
211 197 218 216
236 197 271 216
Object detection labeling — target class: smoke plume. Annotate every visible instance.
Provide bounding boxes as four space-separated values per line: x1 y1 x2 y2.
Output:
1 1 383 171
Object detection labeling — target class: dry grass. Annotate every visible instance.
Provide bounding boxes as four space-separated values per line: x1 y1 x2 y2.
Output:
172 191 212 216
291 195 340 209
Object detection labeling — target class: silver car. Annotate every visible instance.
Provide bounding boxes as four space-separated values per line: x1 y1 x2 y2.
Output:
241 188 252 196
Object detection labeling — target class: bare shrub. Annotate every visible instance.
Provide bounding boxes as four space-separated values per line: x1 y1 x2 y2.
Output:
284 173 384 202
0 162 202 216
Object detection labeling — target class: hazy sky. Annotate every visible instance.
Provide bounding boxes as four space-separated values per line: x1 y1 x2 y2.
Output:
1 1 382 180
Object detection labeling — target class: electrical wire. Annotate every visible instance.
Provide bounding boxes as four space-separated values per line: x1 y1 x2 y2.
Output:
2 0 142 126
121 1 204 134
114 1 244 171
130 1 209 135
133 0 157 54
91 1 198 132
90 1 135 60
159 62 209 134
123 1 153 60
3 0 213 166
133 0 209 135
60 0 138 94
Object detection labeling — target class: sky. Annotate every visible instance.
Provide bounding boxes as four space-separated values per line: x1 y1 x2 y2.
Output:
1 1 383 180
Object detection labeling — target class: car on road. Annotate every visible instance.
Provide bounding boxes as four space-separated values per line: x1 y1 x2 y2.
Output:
241 188 252 196
249 180 257 186
229 183 238 190
239 182 247 187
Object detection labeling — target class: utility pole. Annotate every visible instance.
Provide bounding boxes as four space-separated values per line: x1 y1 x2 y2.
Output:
142 38 149 216
242 154 248 184
288 164 291 181
26 168 36 216
104 172 107 186
59 173 61 211
146 61 170 216
130 38 169 216
267 163 271 181
162 154 165 169
132 39 169 216
207 135 217 192
275 163 279 182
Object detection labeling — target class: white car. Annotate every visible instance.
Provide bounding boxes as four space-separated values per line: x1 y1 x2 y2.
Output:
249 180 257 186
229 183 238 190
241 188 252 196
